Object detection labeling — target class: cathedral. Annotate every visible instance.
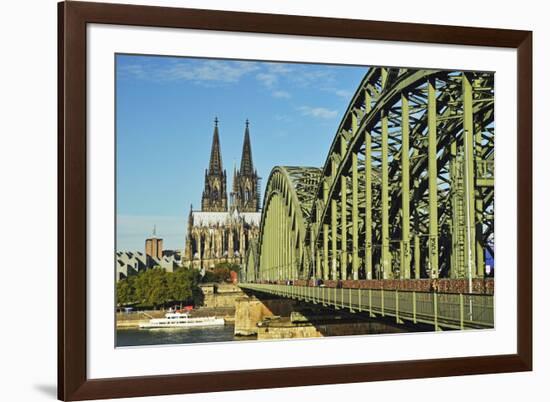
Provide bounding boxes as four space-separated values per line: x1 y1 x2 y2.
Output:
184 118 261 270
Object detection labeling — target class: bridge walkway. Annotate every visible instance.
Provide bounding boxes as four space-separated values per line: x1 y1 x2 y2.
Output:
239 283 494 331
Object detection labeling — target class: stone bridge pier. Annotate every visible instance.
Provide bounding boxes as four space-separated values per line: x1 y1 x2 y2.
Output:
234 295 296 336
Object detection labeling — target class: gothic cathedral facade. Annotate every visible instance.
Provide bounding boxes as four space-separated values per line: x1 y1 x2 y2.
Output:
184 119 261 270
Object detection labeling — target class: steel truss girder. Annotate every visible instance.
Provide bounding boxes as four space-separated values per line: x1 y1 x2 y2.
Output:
247 67 494 283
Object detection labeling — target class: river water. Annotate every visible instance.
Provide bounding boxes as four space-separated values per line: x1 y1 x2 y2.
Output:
116 320 415 347
116 324 243 347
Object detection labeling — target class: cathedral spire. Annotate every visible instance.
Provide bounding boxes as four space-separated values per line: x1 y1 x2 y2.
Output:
208 117 223 175
232 119 260 212
201 117 228 212
239 119 254 175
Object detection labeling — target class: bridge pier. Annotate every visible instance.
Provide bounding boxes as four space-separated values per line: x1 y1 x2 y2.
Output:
234 295 296 336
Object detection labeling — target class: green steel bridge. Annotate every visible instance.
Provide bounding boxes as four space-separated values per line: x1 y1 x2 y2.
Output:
241 67 494 330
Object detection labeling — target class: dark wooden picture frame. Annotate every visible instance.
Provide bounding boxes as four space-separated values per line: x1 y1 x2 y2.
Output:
58 1 532 400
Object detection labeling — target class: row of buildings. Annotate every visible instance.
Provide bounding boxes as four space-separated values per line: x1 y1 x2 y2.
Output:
116 119 261 281
116 227 183 281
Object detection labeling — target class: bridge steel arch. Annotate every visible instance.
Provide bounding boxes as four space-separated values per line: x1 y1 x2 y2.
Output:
248 67 494 284
248 166 322 282
243 240 259 282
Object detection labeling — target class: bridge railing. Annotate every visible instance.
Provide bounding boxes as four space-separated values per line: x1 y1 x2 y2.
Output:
239 283 494 330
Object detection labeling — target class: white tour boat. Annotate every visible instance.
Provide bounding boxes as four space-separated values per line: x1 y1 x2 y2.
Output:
139 312 225 329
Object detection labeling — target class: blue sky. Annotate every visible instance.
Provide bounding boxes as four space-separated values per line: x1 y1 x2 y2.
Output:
116 54 368 251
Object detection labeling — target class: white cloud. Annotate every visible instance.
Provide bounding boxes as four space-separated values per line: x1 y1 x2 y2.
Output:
290 68 336 88
161 60 259 83
119 59 260 85
298 106 338 119
256 63 293 89
266 63 293 74
335 89 352 98
317 86 353 98
274 114 293 123
118 64 147 79
272 90 291 99
119 58 358 107
256 72 278 88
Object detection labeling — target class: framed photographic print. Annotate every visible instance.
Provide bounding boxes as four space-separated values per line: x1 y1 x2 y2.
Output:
58 1 532 400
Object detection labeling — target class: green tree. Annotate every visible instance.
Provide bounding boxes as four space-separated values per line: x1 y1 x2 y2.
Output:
202 262 242 283
213 266 231 282
115 267 203 310
116 275 135 306
216 262 241 274
134 268 170 308
214 262 241 282
168 269 193 304
202 270 217 283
